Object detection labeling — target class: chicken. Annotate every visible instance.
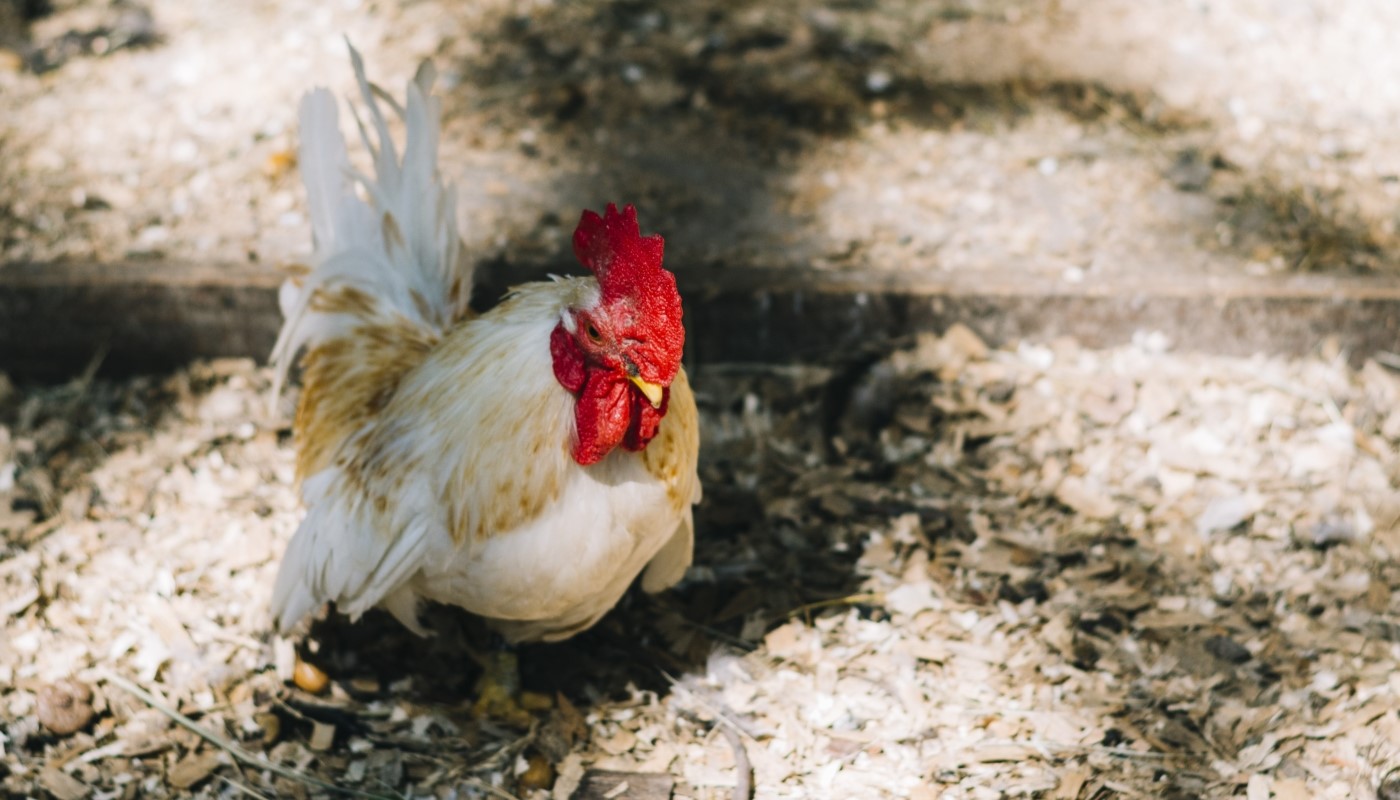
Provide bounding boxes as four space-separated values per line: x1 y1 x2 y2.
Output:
268 45 701 651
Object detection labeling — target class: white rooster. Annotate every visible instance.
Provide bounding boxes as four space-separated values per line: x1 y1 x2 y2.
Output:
268 44 700 683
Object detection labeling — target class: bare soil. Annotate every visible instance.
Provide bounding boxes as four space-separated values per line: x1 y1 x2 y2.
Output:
2 0 1399 282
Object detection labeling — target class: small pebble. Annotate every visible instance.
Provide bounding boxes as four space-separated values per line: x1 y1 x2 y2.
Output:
1377 768 1400 800
1205 635 1251 664
293 658 330 694
37 679 95 736
517 754 554 792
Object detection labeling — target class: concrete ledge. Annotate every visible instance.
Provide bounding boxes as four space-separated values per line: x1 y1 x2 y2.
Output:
2 260 1398 379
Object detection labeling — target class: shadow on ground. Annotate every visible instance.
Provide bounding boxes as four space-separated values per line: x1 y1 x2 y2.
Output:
198 3 1400 794
286 334 1398 797
444 0 1388 290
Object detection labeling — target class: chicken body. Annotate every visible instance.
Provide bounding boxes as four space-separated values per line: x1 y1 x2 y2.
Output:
269 47 700 643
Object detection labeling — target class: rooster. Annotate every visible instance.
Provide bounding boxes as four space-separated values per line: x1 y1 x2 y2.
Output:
268 46 700 660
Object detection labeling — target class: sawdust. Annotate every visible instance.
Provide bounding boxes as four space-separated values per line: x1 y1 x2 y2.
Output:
3 325 1399 798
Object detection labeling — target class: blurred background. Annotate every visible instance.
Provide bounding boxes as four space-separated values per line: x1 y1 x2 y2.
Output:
6 0 1400 376
5 0 1400 283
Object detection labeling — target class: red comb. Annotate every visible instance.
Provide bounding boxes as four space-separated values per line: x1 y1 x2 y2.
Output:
572 203 684 381
572 204 664 291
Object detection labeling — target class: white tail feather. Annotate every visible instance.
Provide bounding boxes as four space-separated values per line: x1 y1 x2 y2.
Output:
270 41 470 404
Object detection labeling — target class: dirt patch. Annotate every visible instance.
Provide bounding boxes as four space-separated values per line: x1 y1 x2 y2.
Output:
2 0 1398 280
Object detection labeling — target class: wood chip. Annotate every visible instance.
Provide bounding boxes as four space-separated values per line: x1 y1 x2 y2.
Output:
39 767 90 800
552 753 587 800
1054 477 1117 519
571 771 673 800
308 721 336 752
1053 767 1089 799
1271 778 1310 800
169 750 222 790
1133 610 1212 630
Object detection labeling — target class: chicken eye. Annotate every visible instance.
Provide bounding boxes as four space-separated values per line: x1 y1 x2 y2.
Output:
585 323 603 344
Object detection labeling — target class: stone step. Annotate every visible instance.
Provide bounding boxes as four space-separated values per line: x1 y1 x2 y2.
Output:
2 260 1397 379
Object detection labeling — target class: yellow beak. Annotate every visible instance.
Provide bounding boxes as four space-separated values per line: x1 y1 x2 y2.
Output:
629 375 664 409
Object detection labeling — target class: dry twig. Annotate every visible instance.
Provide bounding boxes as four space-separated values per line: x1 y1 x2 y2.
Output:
102 672 400 800
718 724 754 800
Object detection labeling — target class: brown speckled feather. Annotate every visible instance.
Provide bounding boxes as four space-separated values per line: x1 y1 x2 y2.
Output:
641 368 701 512
294 311 440 485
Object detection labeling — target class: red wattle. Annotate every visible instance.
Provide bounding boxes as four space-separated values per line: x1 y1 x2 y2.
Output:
623 387 669 452
561 369 670 465
572 371 631 466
